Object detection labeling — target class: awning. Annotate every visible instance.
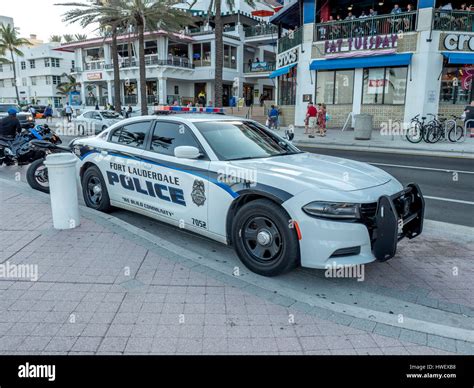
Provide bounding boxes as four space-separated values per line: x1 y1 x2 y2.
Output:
310 53 413 71
269 63 297 79
269 0 299 30
442 52 474 65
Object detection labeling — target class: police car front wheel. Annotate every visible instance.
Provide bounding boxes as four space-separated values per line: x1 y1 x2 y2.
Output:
232 199 300 277
82 166 112 212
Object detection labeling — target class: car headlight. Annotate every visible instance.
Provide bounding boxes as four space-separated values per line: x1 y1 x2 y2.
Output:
302 202 361 220
27 115 33 121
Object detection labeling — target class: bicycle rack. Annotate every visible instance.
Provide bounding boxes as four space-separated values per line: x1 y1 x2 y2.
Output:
462 119 474 143
444 119 456 142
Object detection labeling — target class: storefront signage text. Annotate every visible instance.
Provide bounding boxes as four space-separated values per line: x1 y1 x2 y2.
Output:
443 34 474 52
277 48 298 67
87 72 103 81
324 34 398 54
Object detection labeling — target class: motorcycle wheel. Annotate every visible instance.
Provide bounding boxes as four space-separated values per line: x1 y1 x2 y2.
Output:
27 158 50 193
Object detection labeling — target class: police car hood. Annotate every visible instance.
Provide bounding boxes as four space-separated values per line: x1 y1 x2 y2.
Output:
230 152 393 192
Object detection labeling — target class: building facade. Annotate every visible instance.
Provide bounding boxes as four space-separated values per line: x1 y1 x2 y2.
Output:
269 0 474 128
59 3 279 109
0 41 75 107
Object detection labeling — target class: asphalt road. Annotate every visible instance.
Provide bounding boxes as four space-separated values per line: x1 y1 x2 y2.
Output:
1 139 472 227
298 147 474 227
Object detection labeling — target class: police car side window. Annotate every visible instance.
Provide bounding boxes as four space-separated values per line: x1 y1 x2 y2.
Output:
110 127 122 143
110 121 149 148
151 122 200 156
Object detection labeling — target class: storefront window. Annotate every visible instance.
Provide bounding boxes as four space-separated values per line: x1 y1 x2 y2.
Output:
202 43 211 66
193 43 211 67
363 67 407 105
224 45 237 69
278 66 297 105
316 70 354 104
144 41 158 56
440 65 473 105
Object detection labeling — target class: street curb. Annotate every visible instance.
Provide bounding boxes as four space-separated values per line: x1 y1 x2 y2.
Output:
1 178 473 354
294 141 474 159
79 206 474 352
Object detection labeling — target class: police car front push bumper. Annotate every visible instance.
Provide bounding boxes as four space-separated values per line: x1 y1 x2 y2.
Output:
372 183 425 262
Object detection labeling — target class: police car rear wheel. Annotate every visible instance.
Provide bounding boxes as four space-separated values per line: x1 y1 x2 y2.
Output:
232 199 299 277
82 166 111 212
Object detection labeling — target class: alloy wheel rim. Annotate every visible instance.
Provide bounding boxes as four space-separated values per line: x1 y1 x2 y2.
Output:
243 216 282 262
87 176 103 205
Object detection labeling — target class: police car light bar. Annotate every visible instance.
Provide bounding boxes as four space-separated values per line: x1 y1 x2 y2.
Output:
155 106 226 114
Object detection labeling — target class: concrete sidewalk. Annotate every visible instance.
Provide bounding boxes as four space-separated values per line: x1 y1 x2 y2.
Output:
287 126 474 158
0 180 472 355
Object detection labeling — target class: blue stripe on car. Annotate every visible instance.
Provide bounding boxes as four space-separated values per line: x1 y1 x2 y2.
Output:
80 149 240 199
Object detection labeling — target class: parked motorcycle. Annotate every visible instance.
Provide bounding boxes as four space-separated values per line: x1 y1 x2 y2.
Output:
0 124 62 167
26 139 74 193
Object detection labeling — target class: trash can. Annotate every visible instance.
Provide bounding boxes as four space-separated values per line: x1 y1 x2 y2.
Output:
44 153 80 230
354 114 373 140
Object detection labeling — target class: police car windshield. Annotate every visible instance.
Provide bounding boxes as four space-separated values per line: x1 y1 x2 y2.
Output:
194 120 301 161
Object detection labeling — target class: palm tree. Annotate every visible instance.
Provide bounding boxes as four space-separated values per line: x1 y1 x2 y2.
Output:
118 0 191 115
0 24 31 103
196 0 255 107
74 33 88 41
56 73 81 103
62 34 75 43
50 35 63 43
57 0 125 113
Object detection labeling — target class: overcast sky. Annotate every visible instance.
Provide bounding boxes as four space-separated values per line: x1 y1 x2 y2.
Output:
1 0 98 41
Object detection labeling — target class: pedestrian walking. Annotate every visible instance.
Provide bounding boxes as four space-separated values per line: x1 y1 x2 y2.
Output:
64 102 73 123
318 103 327 137
44 104 53 123
28 105 36 119
306 102 318 138
304 102 311 134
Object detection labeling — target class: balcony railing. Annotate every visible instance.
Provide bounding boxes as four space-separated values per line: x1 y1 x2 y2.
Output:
84 61 106 71
244 24 278 38
278 27 303 53
314 11 417 41
85 96 108 106
102 55 193 70
187 25 236 35
433 10 474 31
245 61 276 73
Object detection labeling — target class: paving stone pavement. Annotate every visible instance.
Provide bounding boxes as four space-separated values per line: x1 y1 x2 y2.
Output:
0 181 468 355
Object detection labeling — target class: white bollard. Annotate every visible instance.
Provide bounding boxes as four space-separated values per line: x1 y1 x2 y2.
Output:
43 153 81 230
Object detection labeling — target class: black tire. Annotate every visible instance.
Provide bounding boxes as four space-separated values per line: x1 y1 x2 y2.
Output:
406 123 422 143
26 158 50 193
448 125 464 142
81 165 112 212
231 199 300 277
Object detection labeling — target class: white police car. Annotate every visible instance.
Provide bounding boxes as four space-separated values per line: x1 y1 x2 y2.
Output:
72 114 425 277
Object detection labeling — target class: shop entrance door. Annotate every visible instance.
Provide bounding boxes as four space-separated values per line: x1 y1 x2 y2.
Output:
195 83 207 106
243 84 254 107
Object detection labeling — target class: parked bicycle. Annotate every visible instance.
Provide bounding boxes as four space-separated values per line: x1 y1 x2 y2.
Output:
406 114 465 143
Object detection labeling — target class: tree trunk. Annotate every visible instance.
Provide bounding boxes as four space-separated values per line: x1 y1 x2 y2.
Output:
111 26 122 113
138 22 147 116
214 0 223 107
10 50 20 104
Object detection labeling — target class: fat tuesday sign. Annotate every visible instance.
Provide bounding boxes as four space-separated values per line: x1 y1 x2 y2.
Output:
277 47 299 67
324 34 398 54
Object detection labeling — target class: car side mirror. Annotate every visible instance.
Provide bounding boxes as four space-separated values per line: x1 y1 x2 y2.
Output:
174 146 201 159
